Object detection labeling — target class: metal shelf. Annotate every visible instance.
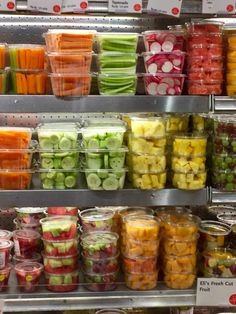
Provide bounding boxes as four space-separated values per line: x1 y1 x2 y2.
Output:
211 188 236 204
213 96 236 112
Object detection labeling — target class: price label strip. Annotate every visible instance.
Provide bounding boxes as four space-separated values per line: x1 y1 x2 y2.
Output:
147 0 182 17
62 0 88 12
202 0 235 14
0 0 15 11
108 0 142 13
27 0 62 14
196 278 236 306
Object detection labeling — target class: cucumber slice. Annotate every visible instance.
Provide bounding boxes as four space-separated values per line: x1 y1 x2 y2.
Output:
87 153 102 159
87 157 102 169
119 175 125 188
61 156 76 170
102 177 119 190
55 172 65 183
40 173 47 180
86 173 101 189
65 175 77 188
42 178 54 189
59 137 72 150
109 157 124 170
54 152 69 158
53 159 61 169
97 170 109 179
41 153 54 158
46 171 56 179
104 154 109 168
99 140 107 148
40 139 54 150
55 183 66 189
41 158 54 169
87 138 100 149
105 136 122 149
50 134 60 145
64 274 73 284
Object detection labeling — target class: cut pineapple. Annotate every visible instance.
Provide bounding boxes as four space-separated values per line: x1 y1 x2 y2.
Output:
130 117 166 139
173 136 207 157
131 171 167 190
172 171 207 190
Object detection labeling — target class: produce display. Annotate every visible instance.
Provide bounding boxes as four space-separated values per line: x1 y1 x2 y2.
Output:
130 116 166 139
39 150 79 170
227 35 236 95
79 208 114 232
98 53 137 74
9 45 45 70
45 270 79 292
0 265 11 291
96 33 138 53
144 74 185 96
187 56 223 71
14 261 43 292
13 230 41 258
15 207 45 224
13 218 42 233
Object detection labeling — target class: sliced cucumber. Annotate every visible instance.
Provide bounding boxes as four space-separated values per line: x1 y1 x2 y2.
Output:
104 154 109 168
40 139 54 150
55 172 65 183
105 136 122 149
86 173 101 189
87 138 99 150
41 158 54 169
87 157 102 169
97 170 109 179
65 175 76 188
61 156 76 170
102 177 119 190
53 159 61 169
109 157 124 170
59 137 72 150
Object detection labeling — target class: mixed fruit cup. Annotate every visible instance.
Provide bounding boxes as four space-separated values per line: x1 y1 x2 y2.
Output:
15 207 45 225
13 230 41 258
79 208 114 232
124 270 158 290
45 270 79 292
42 238 78 257
15 261 43 292
43 254 78 274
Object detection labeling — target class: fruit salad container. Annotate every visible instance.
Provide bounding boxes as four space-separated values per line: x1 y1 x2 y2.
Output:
199 220 231 251
162 213 200 241
212 170 236 191
96 33 138 53
0 230 12 240
44 29 96 53
217 213 236 225
213 136 236 154
0 264 11 291
13 218 42 234
119 207 154 222
0 44 7 70
13 230 41 258
188 33 223 46
81 231 119 259
47 207 78 216
130 116 166 139
0 69 8 95
164 271 196 289
39 149 79 170
0 169 33 190
172 170 206 190
38 169 79 189
143 74 185 96
192 114 213 132
127 135 166 154
0 240 13 269
188 44 223 58
142 30 185 53
43 253 78 274
0 127 33 149
122 255 157 273
9 44 45 70
172 134 207 157
127 153 166 173
162 254 196 273
15 261 43 292
213 115 236 137
98 74 137 95
202 248 236 278
188 69 224 81
171 155 206 172
79 208 114 232
83 270 118 291
82 252 119 274
165 114 189 133
143 52 186 74
47 52 92 73
15 207 46 225
42 238 78 257
162 238 197 256
11 70 48 95
0 148 35 169
188 56 224 71
124 270 158 290
121 238 159 258
130 171 167 190
13 252 42 264
83 168 126 191
187 21 224 34
187 79 223 95
97 53 137 74
45 270 79 292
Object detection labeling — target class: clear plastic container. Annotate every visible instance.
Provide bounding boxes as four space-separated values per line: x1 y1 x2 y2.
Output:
127 153 166 173
39 148 79 170
217 213 236 225
43 253 78 274
172 170 207 190
42 238 78 257
187 79 223 95
165 113 189 133
213 115 236 136
97 53 137 74
38 168 79 189
143 73 185 96
83 270 118 291
187 56 224 71
188 69 223 81
187 44 223 58
96 310 127 314
0 169 33 190
96 33 138 53
15 261 43 292
13 230 41 258
121 238 159 258
192 113 213 132
163 254 196 273
79 208 114 232
171 155 206 172
0 44 7 70
186 21 224 34
47 207 78 216
130 116 166 139
212 170 236 191
45 270 79 292
13 218 41 234
164 271 196 289
0 264 11 291
162 238 197 256
82 252 119 274
124 270 158 290
0 148 34 169
213 136 236 154
188 33 223 45
173 134 207 157
119 207 154 222
0 69 8 94
0 230 12 240
0 240 13 269
127 135 166 154
9 44 45 70
43 29 96 53
40 216 78 241
15 207 46 224
98 74 137 95
12 253 42 264
122 255 157 273
0 127 33 149
81 231 118 259
130 171 167 190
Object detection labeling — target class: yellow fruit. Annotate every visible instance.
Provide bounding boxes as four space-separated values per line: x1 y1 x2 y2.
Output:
172 171 206 190
131 172 166 190
166 115 189 132
131 117 166 139
173 137 207 157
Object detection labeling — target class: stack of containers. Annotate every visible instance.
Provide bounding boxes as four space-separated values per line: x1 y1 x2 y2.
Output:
81 118 127 190
186 21 224 95
79 208 120 291
161 212 200 289
171 133 208 190
226 34 236 96
36 122 80 190
127 115 167 189
43 29 96 96
9 44 47 95
122 215 160 290
96 33 138 95
14 207 45 235
0 237 13 291
142 29 186 96
0 43 8 94
40 216 79 292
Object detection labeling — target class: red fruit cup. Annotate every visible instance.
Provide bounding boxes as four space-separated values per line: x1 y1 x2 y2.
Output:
187 56 224 71
0 230 12 240
40 216 78 241
187 44 223 58
0 264 11 291
45 270 79 292
15 261 43 292
42 253 78 274
13 230 41 258
15 207 46 225
0 240 13 269
47 207 78 216
13 252 42 264
188 69 224 81
188 33 223 46
187 80 223 95
42 238 78 257
186 21 224 34
13 218 42 234
83 270 118 291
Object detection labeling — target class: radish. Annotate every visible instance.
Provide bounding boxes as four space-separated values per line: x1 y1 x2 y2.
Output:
173 66 181 72
156 82 168 95
149 42 161 53
175 86 181 94
172 58 182 67
174 78 181 86
161 61 173 73
147 63 158 74
161 77 175 87
164 34 176 44
162 41 174 52
147 82 158 95
167 87 176 95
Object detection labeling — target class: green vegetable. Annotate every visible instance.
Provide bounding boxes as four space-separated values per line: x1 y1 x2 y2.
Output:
98 74 137 95
98 34 138 53
85 169 126 190
40 170 78 189
85 151 125 170
98 54 137 74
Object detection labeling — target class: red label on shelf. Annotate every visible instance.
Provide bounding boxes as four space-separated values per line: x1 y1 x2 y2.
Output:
0 0 15 11
61 0 88 12
27 0 62 13
147 0 182 17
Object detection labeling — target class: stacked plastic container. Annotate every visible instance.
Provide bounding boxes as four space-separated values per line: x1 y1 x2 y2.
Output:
0 235 13 291
14 207 45 234
142 29 186 95
81 118 127 190
186 21 224 95
226 34 236 96
0 44 8 94
40 215 79 292
96 33 138 95
44 29 95 96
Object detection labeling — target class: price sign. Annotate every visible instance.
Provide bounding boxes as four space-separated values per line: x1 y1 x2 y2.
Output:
27 0 62 14
196 278 236 306
202 0 235 14
0 0 15 11
62 0 88 12
147 0 182 17
108 0 142 13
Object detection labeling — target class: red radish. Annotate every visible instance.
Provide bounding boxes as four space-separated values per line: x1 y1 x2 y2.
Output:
148 63 158 73
173 58 181 67
164 34 176 44
175 86 181 94
161 77 175 87
161 61 173 73
156 82 168 95
162 41 174 52
147 82 158 95
173 66 181 72
149 42 161 53
167 87 176 95
174 79 181 86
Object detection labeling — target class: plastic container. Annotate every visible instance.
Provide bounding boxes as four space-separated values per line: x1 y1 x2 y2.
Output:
83 270 118 291
39 149 79 170
187 56 224 71
124 270 158 290
127 153 166 173
97 53 137 74
82 252 119 274
13 230 41 258
0 44 7 69
172 134 207 157
188 33 223 45
192 113 213 132
162 254 196 273
121 238 159 258
217 213 236 225
0 169 33 190
0 147 35 169
0 127 33 149
142 30 185 53
98 74 137 95
45 270 79 292
226 72 236 84
130 116 166 139
47 207 78 216
165 114 189 133
40 216 78 241
0 240 13 269
143 74 185 96
186 21 224 34
212 170 236 191
9 44 45 70
187 79 223 95
171 155 206 172
188 69 223 81
15 261 43 292
119 207 154 222
164 272 196 289
43 254 78 274
143 52 186 74
188 44 223 58
0 264 11 291
38 168 79 189
13 253 42 264
15 207 46 224
162 238 197 256
44 29 96 53
79 208 114 232
0 230 12 240
130 171 167 190
199 220 231 251
96 33 138 53
230 224 236 249
11 70 48 95
42 238 78 257
0 69 8 94
96 310 127 314
81 231 118 259
213 115 236 137
122 255 157 273
213 136 236 155
13 218 41 234
127 135 166 154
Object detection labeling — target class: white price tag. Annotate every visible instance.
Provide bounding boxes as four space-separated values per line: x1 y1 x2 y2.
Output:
147 0 182 17
27 0 62 13
108 0 142 13
0 0 15 11
202 0 235 14
196 278 236 306
62 0 88 12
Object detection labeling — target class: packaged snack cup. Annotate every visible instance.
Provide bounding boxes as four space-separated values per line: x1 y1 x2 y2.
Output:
43 254 78 274
172 134 207 157
13 230 41 258
0 264 11 291
42 238 78 257
162 254 196 273
13 253 42 264
121 238 159 258
15 261 43 292
82 252 119 274
122 255 157 273
124 270 158 290
79 208 114 232
15 207 46 225
45 270 79 292
162 238 197 256
83 270 118 291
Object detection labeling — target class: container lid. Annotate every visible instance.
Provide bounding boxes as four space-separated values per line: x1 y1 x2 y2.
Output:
203 248 235 258
42 237 77 243
14 261 43 272
0 127 33 132
142 51 186 56
199 220 231 235
144 73 186 78
142 30 185 35
47 51 93 56
165 213 201 226
173 133 208 139
42 252 78 259
13 229 40 239
0 264 11 273
97 32 138 36
0 240 13 250
37 122 78 131
13 253 41 263
40 215 77 224
81 251 119 261
46 29 97 34
44 270 79 276
0 230 12 239
15 207 47 214
81 146 128 153
81 231 118 245
124 214 160 227
9 44 45 49
188 44 223 49
208 205 236 216
217 213 236 225
79 208 114 221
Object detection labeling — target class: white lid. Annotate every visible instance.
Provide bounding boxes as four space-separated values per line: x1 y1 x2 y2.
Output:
0 127 33 132
15 207 47 214
46 29 97 34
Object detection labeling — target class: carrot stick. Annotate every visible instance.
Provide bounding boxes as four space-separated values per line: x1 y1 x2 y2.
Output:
26 49 31 69
19 50 26 69
16 50 20 69
21 73 28 95
16 73 23 94
27 74 36 94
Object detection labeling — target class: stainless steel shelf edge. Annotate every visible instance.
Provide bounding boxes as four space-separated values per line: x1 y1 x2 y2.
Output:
211 188 236 203
213 96 236 112
0 189 208 207
0 95 210 113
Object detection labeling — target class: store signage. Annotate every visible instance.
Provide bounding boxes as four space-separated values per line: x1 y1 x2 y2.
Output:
108 0 142 13
0 0 16 11
147 0 182 17
196 278 236 306
202 0 235 14
27 0 63 14
62 0 88 12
